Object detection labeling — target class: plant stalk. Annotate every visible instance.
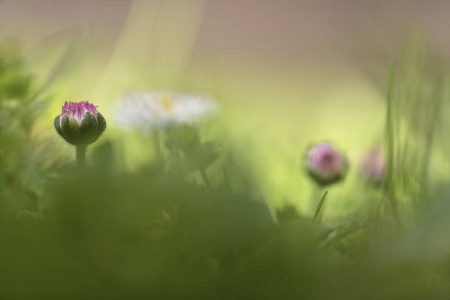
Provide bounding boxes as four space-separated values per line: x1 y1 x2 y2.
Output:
76 144 87 168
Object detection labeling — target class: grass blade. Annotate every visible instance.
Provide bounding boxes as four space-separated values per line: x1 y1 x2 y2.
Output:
312 190 328 224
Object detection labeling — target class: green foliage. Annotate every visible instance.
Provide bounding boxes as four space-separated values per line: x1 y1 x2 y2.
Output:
0 41 63 218
0 41 31 101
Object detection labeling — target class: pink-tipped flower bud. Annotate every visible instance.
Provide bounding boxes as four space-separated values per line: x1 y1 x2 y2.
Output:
54 101 106 146
360 148 386 184
305 143 348 186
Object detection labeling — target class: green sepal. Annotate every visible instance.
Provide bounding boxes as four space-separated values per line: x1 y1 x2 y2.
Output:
54 115 72 144
69 118 82 145
61 117 82 145
54 115 64 137
95 112 106 139
80 112 98 144
56 111 106 146
60 115 74 144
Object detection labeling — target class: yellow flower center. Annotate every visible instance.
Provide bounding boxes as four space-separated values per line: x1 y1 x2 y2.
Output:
157 95 174 113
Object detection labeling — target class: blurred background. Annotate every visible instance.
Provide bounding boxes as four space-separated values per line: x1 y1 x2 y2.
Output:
1 0 449 217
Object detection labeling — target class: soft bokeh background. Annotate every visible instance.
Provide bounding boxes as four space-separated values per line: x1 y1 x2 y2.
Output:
1 0 449 218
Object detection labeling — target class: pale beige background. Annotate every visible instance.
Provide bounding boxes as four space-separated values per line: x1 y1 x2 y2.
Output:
1 0 449 69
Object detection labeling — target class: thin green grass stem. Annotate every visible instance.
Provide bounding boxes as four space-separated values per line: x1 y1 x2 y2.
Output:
311 190 328 225
385 62 399 223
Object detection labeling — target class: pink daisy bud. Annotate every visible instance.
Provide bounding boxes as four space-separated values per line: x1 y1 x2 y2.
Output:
54 101 106 146
305 143 348 186
360 148 386 184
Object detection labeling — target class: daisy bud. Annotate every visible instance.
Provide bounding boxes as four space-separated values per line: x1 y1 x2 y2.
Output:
360 148 386 184
54 101 106 146
305 143 348 186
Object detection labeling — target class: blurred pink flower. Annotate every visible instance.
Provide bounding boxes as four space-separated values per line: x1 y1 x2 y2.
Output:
360 148 386 184
306 143 348 186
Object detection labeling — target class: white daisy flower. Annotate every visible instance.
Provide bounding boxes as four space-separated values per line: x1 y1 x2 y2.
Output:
113 92 217 130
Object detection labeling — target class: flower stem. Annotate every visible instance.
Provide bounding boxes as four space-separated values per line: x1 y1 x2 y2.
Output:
76 144 87 168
